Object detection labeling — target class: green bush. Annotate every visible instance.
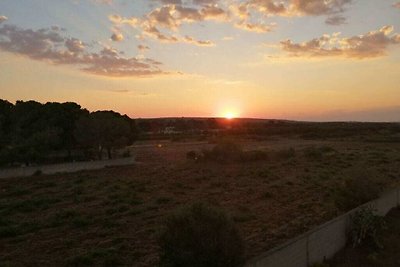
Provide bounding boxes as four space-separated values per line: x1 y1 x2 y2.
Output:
351 206 386 248
334 175 381 211
158 202 245 267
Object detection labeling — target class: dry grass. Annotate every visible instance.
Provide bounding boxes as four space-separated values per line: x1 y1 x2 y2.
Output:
0 137 399 266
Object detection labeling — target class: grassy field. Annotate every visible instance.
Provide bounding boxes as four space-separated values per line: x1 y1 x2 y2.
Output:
1 136 400 266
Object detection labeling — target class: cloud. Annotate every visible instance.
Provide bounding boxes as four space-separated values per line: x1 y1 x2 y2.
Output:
65 38 85 52
183 35 215 46
192 0 219 6
108 14 139 27
110 6 218 47
111 32 124 41
138 44 150 52
247 0 287 15
0 24 167 77
235 21 276 33
0 16 7 23
290 0 352 16
109 1 277 47
393 2 400 9
236 0 353 25
153 0 182 4
278 26 400 59
325 15 347 25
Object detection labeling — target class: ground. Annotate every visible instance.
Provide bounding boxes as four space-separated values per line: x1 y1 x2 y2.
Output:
0 137 400 266
330 208 400 267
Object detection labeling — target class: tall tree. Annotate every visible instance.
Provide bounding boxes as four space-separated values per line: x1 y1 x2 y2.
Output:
75 111 131 159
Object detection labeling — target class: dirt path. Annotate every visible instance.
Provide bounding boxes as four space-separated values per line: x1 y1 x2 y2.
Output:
0 157 136 179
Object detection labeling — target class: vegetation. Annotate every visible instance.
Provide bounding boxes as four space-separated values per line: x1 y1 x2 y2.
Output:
351 207 386 249
334 175 381 211
330 208 400 267
158 202 244 267
1 98 400 166
0 99 136 166
0 113 400 266
75 111 133 159
201 140 267 163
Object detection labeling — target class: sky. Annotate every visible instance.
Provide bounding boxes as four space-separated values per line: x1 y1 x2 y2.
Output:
0 0 400 121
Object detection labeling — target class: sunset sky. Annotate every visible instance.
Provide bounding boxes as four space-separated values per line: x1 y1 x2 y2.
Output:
1 0 400 121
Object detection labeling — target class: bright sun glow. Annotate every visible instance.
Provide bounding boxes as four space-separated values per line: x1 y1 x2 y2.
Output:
224 112 236 120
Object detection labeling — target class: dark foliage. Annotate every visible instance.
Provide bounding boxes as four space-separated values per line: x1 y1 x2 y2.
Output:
201 140 267 163
186 150 198 161
334 175 381 211
159 202 245 267
351 206 386 249
0 99 136 166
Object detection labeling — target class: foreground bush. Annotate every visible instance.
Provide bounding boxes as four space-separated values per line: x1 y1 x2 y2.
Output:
334 175 381 211
351 206 386 249
158 202 245 267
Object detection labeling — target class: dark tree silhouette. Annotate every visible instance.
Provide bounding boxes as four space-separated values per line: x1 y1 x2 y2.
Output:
0 99 136 166
75 111 131 159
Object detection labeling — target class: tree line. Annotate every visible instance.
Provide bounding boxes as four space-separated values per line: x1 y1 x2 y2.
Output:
0 99 136 166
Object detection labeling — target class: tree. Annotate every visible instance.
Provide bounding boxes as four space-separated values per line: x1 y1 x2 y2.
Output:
42 102 88 159
75 111 131 159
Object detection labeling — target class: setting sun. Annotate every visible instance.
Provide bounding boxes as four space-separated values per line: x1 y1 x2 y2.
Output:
224 112 236 120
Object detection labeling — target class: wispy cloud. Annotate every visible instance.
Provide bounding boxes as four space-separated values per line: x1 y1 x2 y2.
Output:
235 21 276 33
0 15 7 23
0 23 168 77
109 8 217 47
238 0 353 24
325 15 347 26
278 26 400 59
110 32 124 42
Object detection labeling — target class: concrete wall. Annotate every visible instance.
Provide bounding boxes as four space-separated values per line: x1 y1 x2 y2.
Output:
0 157 136 179
246 188 400 267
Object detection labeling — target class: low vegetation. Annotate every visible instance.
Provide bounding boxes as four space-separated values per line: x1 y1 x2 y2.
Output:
192 140 268 163
334 175 381 211
158 202 244 267
350 207 386 249
0 135 399 266
330 208 400 267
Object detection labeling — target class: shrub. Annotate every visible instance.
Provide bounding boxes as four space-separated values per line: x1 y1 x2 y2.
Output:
334 175 381 211
158 202 244 267
122 150 130 158
276 147 295 159
205 140 243 163
303 146 323 159
351 206 386 248
240 150 268 162
303 146 335 160
32 169 43 176
186 151 198 161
